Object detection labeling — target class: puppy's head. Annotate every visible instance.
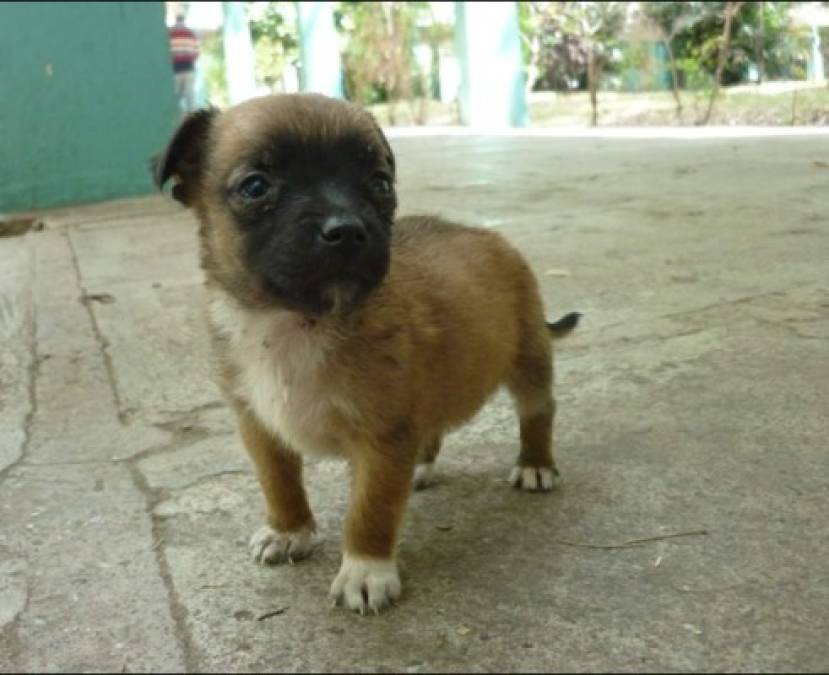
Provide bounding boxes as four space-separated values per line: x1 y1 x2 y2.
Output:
153 94 397 315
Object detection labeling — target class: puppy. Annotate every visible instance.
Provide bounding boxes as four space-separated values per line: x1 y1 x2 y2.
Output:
153 93 579 614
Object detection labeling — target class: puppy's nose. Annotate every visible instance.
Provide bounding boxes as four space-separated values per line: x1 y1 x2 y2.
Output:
319 215 368 247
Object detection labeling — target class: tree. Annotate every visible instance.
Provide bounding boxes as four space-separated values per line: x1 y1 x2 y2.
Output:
755 0 766 82
520 2 628 126
700 1 744 125
733 2 800 83
335 1 433 123
248 2 299 93
555 2 627 126
639 2 710 114
674 1 798 86
520 2 589 93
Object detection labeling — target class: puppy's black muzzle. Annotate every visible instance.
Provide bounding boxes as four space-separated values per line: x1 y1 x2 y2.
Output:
319 214 368 249
255 208 390 315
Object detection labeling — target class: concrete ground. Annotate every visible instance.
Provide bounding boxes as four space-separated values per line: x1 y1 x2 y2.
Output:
1 129 828 673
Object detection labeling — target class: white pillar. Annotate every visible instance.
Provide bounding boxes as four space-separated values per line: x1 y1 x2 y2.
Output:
222 1 257 104
809 23 825 82
296 1 343 97
454 1 527 127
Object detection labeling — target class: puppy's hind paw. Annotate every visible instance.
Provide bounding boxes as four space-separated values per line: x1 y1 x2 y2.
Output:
249 525 314 565
413 463 436 490
508 465 559 492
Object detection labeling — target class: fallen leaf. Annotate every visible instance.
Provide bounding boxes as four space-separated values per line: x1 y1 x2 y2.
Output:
544 268 571 277
814 161 829 169
456 625 471 636
435 524 453 532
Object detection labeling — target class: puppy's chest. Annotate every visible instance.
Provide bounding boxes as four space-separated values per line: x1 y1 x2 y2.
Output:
211 300 355 456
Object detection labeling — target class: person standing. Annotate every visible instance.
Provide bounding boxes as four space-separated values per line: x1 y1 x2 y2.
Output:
169 14 200 116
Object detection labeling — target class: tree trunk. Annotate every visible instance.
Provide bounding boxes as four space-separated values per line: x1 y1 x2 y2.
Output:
790 88 798 126
587 46 598 127
664 39 683 114
700 1 743 125
526 35 540 96
756 0 766 84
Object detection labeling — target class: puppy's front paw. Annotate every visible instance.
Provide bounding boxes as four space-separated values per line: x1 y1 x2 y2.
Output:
509 465 559 492
250 525 314 565
330 554 401 614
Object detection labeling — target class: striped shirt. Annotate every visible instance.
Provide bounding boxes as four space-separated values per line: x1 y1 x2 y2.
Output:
169 24 199 72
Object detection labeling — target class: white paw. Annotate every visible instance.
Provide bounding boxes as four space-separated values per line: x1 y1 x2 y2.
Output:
508 466 558 492
249 525 314 565
330 554 401 614
413 463 436 490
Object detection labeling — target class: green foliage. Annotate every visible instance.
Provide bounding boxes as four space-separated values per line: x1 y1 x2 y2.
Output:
520 2 627 91
741 2 811 80
204 1 820 112
555 1 627 45
248 2 299 91
201 30 229 107
639 1 711 42
675 53 711 91
635 1 813 92
334 1 439 106
672 2 810 84
618 41 661 92
517 2 535 68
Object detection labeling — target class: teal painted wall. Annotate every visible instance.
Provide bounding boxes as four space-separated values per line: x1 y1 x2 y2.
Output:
0 2 178 213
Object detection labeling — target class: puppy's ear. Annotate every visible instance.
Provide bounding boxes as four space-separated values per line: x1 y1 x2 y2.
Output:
151 108 217 205
368 114 396 178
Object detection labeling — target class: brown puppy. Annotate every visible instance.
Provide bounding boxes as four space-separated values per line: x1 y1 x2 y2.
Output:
153 93 579 614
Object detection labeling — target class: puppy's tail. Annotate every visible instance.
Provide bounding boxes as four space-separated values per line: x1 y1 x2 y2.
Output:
546 312 581 339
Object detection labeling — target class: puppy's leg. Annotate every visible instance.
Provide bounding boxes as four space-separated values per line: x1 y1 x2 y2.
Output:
237 409 316 564
413 436 441 490
507 335 559 492
331 441 416 613
511 397 558 492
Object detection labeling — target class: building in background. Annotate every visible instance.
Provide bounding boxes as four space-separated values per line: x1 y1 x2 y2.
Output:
0 2 177 213
791 2 829 82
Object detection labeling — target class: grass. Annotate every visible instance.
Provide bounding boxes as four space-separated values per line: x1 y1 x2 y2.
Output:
367 80 829 127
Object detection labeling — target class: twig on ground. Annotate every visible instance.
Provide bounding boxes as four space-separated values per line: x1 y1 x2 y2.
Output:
256 608 288 621
80 292 115 305
554 530 709 550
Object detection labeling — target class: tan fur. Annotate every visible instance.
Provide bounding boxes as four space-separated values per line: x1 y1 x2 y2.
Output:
211 217 560 558
194 95 392 311
235 406 315 535
158 94 573 611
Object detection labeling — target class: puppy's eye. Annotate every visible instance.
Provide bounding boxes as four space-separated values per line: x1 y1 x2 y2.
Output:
370 174 392 195
239 174 270 200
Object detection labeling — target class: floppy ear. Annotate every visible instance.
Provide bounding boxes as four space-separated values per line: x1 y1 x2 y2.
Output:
150 108 217 205
368 114 396 179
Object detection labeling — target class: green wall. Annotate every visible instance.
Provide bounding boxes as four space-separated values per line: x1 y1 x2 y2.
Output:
0 2 178 213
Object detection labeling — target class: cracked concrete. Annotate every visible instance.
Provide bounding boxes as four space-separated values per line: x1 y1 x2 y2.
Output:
1 131 828 672
0 235 35 476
